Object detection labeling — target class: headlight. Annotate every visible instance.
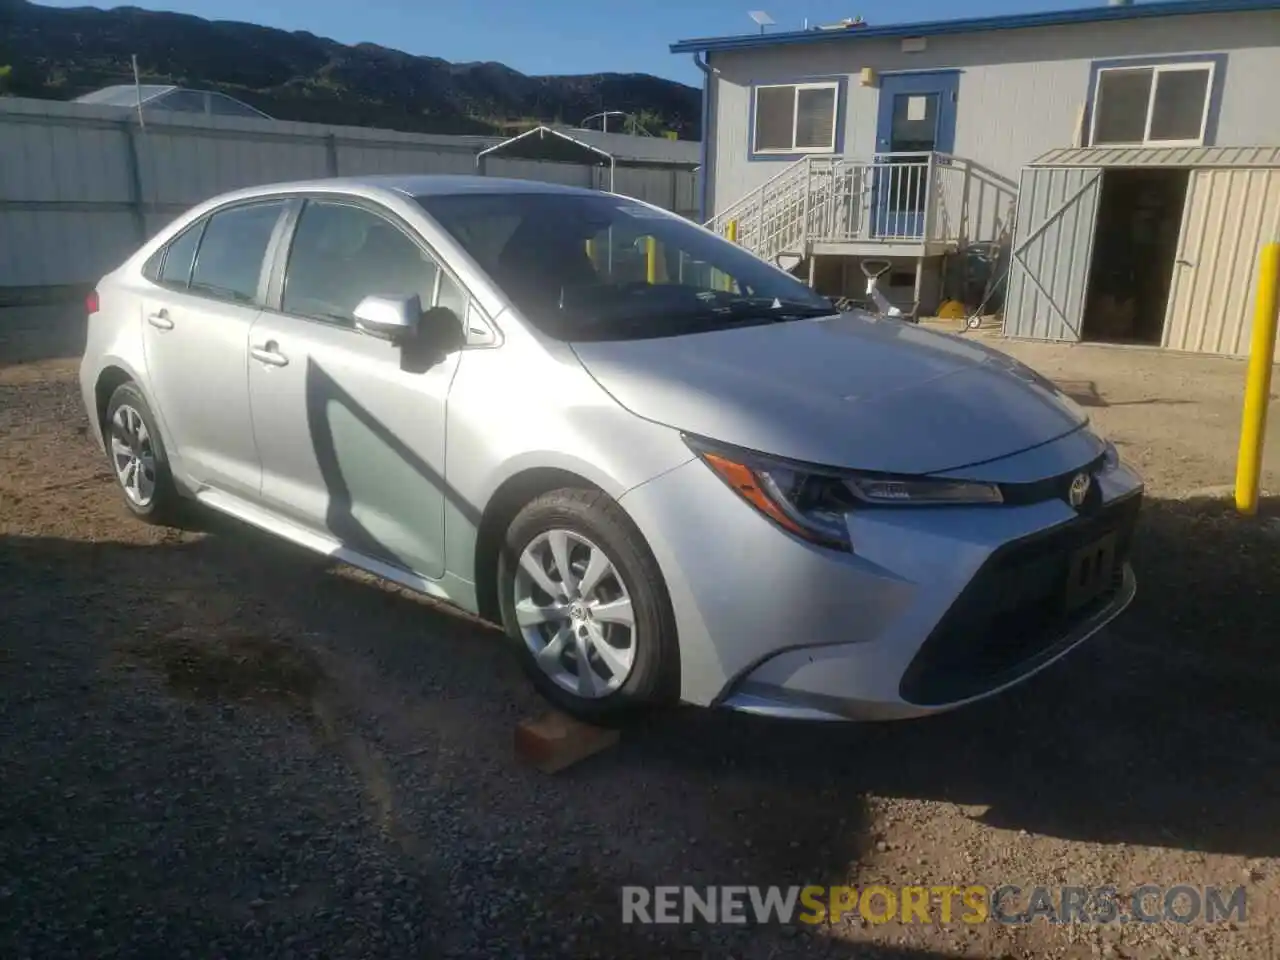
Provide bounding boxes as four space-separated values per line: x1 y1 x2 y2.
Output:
684 436 1003 552
845 475 1004 505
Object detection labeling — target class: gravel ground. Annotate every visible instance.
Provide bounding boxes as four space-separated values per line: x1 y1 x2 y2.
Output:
2 305 1279 959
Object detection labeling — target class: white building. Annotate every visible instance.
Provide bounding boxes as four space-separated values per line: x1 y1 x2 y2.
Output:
671 0 1280 335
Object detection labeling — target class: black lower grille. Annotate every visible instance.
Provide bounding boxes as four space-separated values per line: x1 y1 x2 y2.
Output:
899 492 1142 706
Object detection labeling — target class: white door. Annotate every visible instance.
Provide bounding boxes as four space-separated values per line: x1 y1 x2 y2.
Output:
141 199 288 497
247 198 463 580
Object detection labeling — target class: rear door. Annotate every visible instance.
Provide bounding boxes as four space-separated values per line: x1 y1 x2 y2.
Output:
246 197 464 580
140 199 289 497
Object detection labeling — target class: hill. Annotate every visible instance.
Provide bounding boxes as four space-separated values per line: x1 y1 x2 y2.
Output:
0 0 701 138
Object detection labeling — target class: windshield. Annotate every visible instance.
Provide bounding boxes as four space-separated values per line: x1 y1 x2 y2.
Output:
414 191 835 341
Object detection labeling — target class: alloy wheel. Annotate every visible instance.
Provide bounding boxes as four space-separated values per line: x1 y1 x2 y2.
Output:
512 529 637 699
109 404 157 507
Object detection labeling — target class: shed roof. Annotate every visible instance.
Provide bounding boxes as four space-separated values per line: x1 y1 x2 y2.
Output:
1030 145 1280 169
551 126 700 166
476 125 699 168
670 0 1280 54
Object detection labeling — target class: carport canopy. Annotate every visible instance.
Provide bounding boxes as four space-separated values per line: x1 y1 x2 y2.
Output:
476 126 616 167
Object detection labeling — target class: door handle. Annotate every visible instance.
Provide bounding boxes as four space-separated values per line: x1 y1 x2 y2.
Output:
250 341 289 367
1176 258 1194 267
146 310 174 330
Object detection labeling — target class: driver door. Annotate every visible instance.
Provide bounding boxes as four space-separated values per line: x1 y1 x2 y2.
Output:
246 197 464 580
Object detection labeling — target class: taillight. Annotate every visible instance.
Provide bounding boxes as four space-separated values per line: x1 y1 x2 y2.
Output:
85 290 100 315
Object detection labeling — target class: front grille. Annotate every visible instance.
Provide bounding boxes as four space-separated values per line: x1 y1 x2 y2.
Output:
899 492 1141 707
996 454 1107 507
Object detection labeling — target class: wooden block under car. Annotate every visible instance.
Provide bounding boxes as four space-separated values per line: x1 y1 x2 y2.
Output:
514 710 620 774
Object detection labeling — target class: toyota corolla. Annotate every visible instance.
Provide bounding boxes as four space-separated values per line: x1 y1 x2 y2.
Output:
79 175 1142 723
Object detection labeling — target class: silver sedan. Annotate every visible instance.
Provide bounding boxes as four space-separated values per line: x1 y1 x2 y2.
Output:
79 175 1143 723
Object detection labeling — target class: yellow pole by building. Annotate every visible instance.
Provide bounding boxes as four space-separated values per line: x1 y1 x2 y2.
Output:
1235 241 1280 516
646 236 657 284
721 219 739 291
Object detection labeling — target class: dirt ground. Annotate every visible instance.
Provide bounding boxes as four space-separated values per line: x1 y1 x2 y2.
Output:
2 303 1279 960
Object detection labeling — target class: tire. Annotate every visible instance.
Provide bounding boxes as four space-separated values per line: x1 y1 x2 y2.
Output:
103 382 181 525
497 488 679 725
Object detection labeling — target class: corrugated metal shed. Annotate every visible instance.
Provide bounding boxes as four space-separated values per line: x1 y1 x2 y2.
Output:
1163 168 1280 360
1006 144 1280 359
1003 167 1103 342
1031 145 1280 169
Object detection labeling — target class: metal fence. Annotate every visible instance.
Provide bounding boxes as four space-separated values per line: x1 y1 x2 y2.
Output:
0 97 699 293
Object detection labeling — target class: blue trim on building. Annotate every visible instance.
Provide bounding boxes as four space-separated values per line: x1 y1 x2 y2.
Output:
670 0 1280 54
693 53 711 222
874 70 959 154
1083 53 1228 147
746 75 848 162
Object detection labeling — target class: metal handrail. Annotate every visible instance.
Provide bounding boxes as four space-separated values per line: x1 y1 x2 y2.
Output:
710 151 971 264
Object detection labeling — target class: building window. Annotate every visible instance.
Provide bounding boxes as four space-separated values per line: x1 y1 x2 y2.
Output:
1091 62 1215 147
753 82 839 154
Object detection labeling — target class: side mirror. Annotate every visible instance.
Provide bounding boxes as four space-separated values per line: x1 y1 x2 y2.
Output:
353 294 421 344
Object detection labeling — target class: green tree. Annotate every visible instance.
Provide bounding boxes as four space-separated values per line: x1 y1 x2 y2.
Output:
0 65 12 96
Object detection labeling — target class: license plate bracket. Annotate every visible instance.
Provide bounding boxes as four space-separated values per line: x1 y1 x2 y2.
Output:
1064 532 1117 611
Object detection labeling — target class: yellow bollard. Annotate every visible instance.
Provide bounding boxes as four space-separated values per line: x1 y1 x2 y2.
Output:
646 236 657 284
1235 241 1280 516
720 219 739 291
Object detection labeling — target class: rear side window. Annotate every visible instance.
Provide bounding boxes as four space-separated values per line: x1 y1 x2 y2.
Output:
190 201 286 304
283 200 442 326
157 221 205 288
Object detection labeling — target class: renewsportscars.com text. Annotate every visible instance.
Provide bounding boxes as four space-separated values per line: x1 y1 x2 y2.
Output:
621 884 1247 926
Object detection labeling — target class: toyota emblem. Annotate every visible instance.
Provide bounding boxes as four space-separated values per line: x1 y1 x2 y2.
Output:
1068 472 1091 508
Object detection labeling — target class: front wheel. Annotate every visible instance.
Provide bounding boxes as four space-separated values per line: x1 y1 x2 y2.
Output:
497 488 679 725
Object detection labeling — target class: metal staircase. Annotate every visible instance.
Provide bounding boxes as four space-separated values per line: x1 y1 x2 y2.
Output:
705 152 962 267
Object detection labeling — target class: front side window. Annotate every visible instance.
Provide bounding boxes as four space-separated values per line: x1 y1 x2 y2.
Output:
283 200 444 326
189 201 285 303
416 191 834 342
753 82 839 154
1091 62 1215 147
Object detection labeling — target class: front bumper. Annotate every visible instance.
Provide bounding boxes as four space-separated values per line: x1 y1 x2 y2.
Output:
617 447 1143 720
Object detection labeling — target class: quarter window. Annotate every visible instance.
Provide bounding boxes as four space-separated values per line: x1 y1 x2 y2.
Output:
1091 62 1215 147
157 220 205 288
753 82 839 154
283 201 446 326
189 201 285 303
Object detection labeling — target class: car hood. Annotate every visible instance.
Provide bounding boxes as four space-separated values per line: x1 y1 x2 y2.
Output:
570 312 1089 476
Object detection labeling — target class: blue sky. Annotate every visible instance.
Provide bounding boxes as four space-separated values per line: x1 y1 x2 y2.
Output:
37 0 1114 84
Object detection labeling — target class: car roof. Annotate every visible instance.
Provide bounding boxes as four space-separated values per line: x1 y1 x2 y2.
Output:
212 174 603 203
